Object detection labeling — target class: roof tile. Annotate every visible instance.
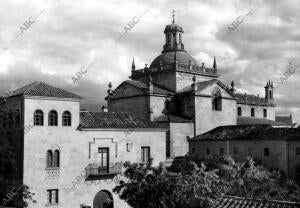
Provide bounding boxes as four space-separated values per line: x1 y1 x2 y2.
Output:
79 111 162 129
214 196 300 208
4 81 82 99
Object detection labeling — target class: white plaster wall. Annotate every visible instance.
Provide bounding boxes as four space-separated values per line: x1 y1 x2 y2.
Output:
23 98 166 208
237 104 276 121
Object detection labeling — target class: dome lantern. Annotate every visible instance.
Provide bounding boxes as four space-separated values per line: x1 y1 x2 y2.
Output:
162 10 185 53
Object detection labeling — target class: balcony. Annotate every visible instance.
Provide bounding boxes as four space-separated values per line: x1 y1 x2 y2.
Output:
85 162 123 180
45 167 60 179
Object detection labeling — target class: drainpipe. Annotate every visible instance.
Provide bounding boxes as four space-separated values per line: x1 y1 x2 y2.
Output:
287 141 290 179
192 75 196 139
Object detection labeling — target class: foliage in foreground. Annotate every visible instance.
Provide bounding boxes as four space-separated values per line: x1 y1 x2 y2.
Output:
113 157 300 208
0 127 36 207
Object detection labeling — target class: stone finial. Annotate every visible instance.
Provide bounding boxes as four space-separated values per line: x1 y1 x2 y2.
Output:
192 75 196 92
131 58 135 71
107 82 112 96
213 57 217 69
172 9 175 24
230 81 236 93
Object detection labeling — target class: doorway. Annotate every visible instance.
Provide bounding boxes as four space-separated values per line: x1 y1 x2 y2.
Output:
93 190 113 208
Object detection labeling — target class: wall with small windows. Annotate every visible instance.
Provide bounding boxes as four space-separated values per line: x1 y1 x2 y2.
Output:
236 104 275 120
20 96 167 208
194 85 237 135
189 139 300 180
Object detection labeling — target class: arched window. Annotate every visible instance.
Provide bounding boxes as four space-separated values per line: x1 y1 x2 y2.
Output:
251 108 255 117
48 110 58 126
62 111 71 126
34 110 44 126
263 109 267 118
237 107 242 116
53 150 60 167
212 88 222 111
47 150 53 168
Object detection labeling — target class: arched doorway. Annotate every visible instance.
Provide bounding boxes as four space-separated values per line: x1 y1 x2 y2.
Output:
93 190 113 208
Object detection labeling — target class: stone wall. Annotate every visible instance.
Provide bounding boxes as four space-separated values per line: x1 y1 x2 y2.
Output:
109 96 149 120
22 97 167 208
237 103 276 121
189 139 300 180
169 122 194 158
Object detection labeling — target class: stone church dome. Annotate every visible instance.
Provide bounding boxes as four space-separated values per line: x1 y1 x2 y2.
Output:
150 51 200 68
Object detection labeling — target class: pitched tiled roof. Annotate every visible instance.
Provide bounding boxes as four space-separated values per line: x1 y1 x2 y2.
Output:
179 79 235 97
276 115 293 126
236 93 273 106
109 80 174 99
127 80 174 95
153 114 193 123
5 81 82 99
191 125 300 141
214 196 300 208
237 117 283 126
79 111 162 129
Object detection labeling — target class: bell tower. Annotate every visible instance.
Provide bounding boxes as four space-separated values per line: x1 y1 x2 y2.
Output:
265 80 274 101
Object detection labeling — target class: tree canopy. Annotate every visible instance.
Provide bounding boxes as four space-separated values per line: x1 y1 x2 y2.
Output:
113 156 300 208
0 121 36 207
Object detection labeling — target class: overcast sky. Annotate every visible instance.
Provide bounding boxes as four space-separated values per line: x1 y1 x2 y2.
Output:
1 0 300 122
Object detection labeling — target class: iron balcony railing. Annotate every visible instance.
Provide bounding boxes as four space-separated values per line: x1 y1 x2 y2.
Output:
85 162 123 177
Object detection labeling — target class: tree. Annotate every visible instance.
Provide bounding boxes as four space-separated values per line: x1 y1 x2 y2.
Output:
0 108 36 207
213 156 300 202
113 159 228 208
113 156 300 208
172 156 300 202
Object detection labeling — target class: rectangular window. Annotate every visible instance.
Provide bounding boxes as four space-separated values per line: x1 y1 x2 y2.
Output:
220 148 224 156
251 108 255 117
248 148 253 156
192 147 195 154
98 148 109 173
264 148 269 157
263 109 267 118
233 147 238 155
237 107 242 116
141 147 150 163
296 147 300 156
47 189 58 204
206 148 210 155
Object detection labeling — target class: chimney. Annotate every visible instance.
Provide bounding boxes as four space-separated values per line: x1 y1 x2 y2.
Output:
101 105 108 112
230 81 236 93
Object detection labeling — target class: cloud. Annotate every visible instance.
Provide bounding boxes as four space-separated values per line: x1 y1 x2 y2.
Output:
0 0 300 122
